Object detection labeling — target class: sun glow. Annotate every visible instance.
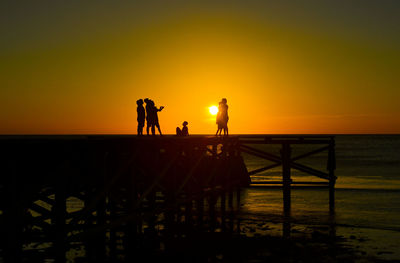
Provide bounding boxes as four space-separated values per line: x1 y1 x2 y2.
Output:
209 106 218 115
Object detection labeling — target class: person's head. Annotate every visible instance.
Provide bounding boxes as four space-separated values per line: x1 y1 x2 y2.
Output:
136 99 143 105
222 98 227 104
144 98 149 104
182 121 188 126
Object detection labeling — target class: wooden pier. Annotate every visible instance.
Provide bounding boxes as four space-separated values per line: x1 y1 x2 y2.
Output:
0 135 335 262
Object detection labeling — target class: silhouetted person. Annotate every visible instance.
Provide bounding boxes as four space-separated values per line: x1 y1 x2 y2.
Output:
144 98 152 135
136 99 145 135
182 121 189 136
216 98 229 136
152 101 164 135
176 121 189 136
145 98 164 136
216 101 223 136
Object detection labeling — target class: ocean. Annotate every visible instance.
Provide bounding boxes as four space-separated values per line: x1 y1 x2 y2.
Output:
240 135 400 260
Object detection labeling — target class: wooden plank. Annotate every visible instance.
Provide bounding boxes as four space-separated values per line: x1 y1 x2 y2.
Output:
239 139 331 144
250 181 329 185
30 203 52 217
238 135 333 139
247 163 281 176
292 145 330 161
239 148 280 163
290 161 331 180
240 144 281 162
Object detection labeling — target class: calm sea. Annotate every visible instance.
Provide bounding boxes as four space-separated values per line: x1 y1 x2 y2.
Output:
240 135 400 259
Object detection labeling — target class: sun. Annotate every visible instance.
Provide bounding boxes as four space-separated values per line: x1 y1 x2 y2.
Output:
209 106 218 115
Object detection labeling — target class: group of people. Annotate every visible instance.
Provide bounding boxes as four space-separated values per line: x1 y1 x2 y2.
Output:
136 97 229 136
136 98 164 136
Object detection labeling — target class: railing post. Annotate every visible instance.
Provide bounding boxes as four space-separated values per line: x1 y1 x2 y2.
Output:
328 137 336 213
281 143 291 215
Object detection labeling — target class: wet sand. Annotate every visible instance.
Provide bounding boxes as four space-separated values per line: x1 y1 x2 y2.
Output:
236 218 400 263
140 224 398 263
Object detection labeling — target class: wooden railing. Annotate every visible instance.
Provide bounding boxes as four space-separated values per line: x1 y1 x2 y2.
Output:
237 135 336 212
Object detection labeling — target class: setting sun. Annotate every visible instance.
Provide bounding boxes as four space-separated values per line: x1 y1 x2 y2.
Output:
209 106 218 115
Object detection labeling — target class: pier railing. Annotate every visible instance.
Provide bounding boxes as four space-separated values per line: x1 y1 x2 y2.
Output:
237 135 336 212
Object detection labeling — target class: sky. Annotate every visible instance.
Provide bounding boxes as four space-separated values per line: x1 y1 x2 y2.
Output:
1 1 400 134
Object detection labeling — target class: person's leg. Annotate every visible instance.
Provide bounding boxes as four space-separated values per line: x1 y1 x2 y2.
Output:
151 125 155 135
140 124 144 135
156 123 162 135
224 126 228 136
146 123 150 135
217 123 222 135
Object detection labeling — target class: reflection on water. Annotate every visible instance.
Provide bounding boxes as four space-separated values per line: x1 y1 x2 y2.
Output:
239 187 400 260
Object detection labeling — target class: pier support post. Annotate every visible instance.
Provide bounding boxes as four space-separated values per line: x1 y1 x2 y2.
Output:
54 159 68 263
281 143 291 215
5 158 22 263
328 138 336 213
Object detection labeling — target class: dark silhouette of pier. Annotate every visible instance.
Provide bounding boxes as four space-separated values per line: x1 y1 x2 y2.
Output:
0 135 335 262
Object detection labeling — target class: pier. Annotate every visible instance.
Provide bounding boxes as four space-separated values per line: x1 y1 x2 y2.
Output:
0 135 335 262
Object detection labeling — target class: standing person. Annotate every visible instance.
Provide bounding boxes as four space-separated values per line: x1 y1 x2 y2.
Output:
215 101 223 136
220 98 229 136
144 98 152 135
150 100 164 136
136 99 145 135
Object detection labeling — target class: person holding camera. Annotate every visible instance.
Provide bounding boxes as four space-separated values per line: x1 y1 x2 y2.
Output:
144 98 164 136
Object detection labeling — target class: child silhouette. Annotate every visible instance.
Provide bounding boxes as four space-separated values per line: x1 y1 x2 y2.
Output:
176 121 189 136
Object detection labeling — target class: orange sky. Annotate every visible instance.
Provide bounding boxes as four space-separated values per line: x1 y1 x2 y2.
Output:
1 2 400 134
